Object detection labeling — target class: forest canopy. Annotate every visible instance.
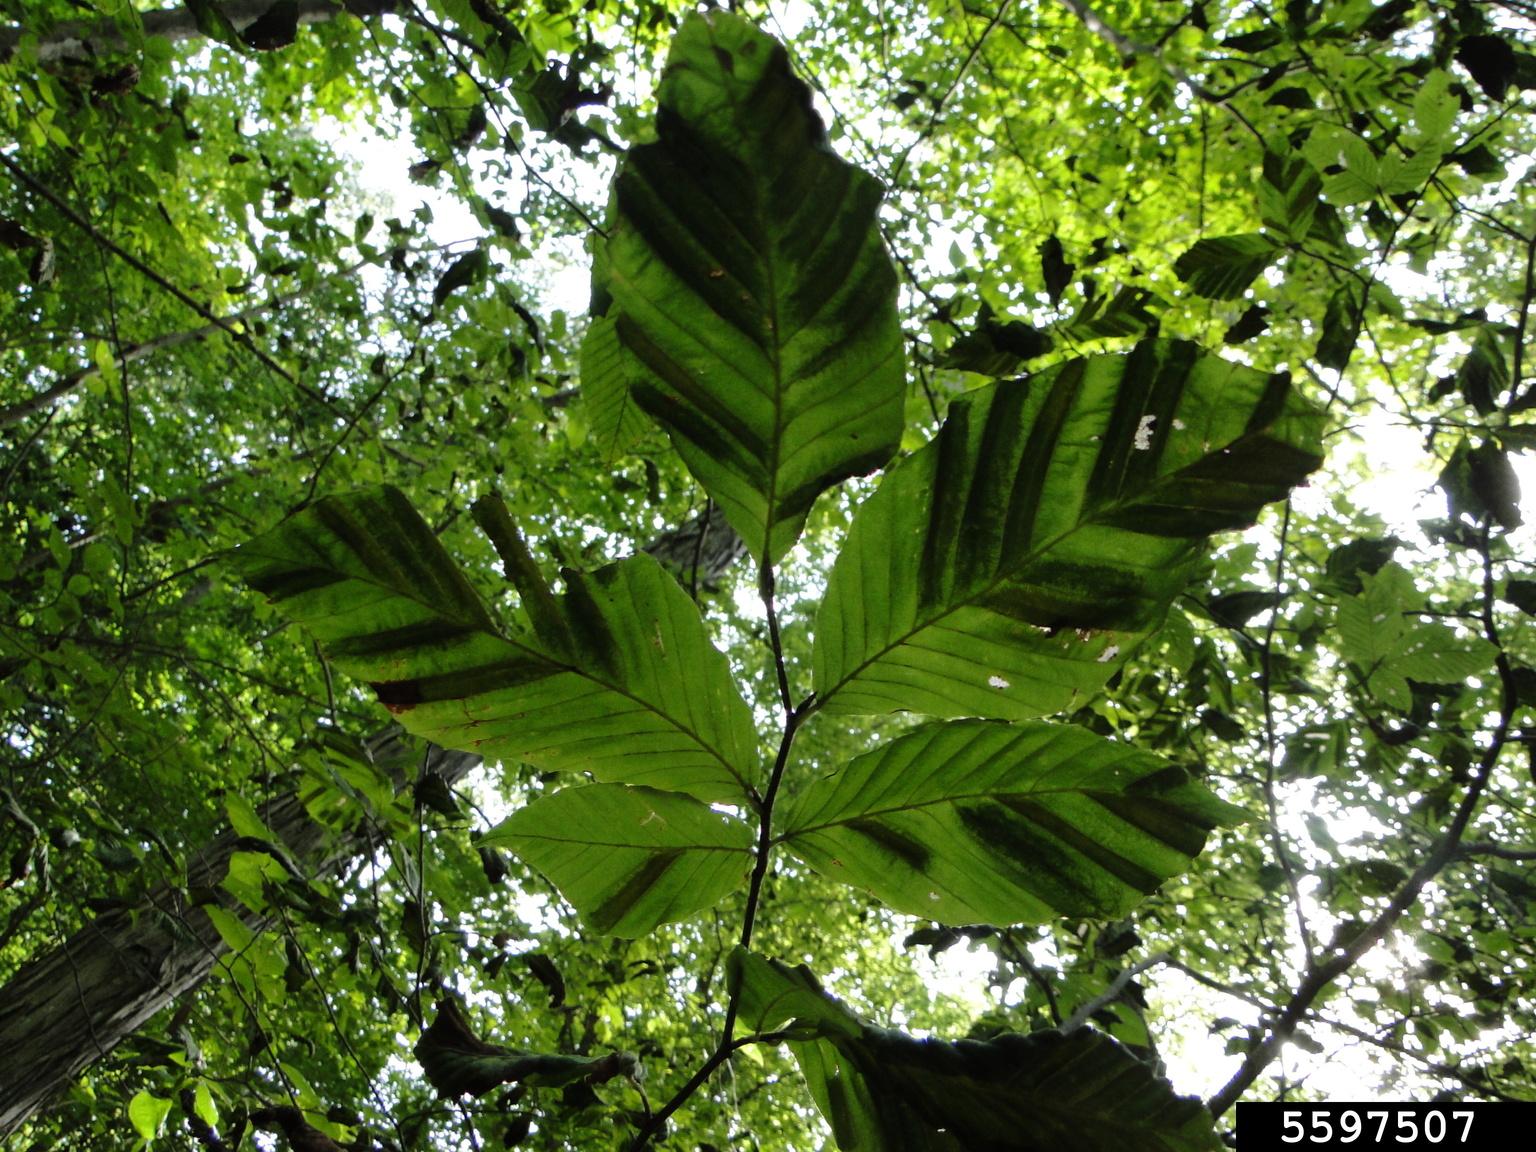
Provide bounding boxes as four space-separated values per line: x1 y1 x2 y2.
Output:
2 1 1535 1150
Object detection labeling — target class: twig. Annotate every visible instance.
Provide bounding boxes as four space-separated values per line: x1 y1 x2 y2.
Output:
889 0 1015 185
1510 231 1536 409
1259 500 1315 959
627 562 810 1150
1458 841 1536 862
1061 952 1169 1033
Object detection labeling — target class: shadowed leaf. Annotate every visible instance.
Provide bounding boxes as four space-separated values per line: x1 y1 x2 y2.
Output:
480 784 752 937
232 486 757 801
729 950 1222 1152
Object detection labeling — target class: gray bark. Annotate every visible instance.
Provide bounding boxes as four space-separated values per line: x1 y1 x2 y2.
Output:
2 0 401 65
0 728 479 1138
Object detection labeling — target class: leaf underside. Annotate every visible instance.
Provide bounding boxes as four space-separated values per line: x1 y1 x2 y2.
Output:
481 784 753 937
813 339 1325 719
599 11 905 563
730 949 1222 1152
781 719 1245 926
232 486 756 802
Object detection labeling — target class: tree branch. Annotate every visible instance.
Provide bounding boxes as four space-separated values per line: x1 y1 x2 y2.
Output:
1208 529 1519 1116
1 293 296 429
1458 841 1536 862
1 0 400 65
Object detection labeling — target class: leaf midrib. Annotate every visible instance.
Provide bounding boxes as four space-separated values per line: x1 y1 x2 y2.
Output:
777 779 1159 841
709 19 786 561
496 832 752 853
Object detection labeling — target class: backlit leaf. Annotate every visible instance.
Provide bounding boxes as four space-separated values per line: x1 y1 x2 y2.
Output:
813 340 1324 719
779 720 1243 926
127 1091 172 1143
1174 233 1282 299
598 11 905 563
480 784 752 936
233 487 756 801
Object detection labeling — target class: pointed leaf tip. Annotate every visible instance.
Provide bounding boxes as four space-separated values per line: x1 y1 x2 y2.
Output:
596 12 905 563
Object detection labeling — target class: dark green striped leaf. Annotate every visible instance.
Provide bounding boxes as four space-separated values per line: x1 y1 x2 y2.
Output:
232 486 756 802
597 11 905 563
813 340 1324 719
729 949 1222 1152
1174 233 1282 299
1259 149 1322 242
481 785 753 937
779 720 1244 926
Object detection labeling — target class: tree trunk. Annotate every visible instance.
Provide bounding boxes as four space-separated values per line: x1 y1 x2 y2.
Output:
2 0 401 65
0 729 478 1138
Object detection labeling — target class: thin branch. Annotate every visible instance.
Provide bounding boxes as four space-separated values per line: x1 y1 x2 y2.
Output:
1061 952 1169 1033
1510 231 1536 409
628 562 809 1151
888 0 1015 186
1458 841 1536 862
0 245 405 429
2 0 399 64
1259 500 1315 958
1053 0 1214 100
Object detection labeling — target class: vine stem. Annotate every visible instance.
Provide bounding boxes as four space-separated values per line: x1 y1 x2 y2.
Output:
627 560 815 1150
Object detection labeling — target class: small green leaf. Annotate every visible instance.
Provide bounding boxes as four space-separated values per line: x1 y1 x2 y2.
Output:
432 246 489 309
1337 564 1497 710
780 720 1245 926
578 314 650 461
481 784 753 936
192 1082 219 1129
183 0 246 51
225 794 276 842
1456 328 1509 415
1174 233 1282 299
1259 150 1321 242
1413 70 1459 142
128 1090 172 1143
1316 284 1361 371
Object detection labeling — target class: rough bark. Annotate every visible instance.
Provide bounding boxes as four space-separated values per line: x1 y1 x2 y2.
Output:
1 0 401 65
642 506 748 593
0 728 479 1138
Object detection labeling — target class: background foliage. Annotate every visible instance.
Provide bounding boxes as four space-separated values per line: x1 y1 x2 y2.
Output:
2 0 1535 1149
